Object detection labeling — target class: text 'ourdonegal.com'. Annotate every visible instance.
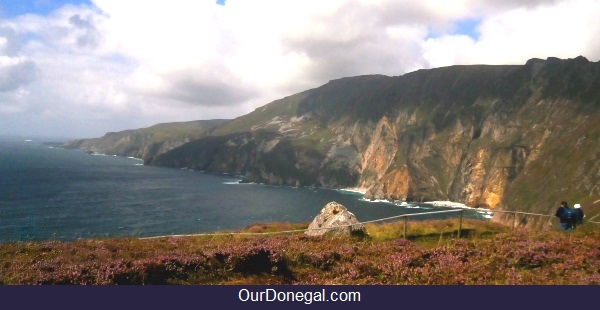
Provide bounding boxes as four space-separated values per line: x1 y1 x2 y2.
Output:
238 288 361 304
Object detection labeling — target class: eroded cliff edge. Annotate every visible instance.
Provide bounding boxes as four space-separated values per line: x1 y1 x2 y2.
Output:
63 57 600 227
63 119 229 160
148 56 600 222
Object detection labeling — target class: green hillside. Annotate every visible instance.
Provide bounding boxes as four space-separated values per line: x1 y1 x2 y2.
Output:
150 57 600 228
63 119 230 160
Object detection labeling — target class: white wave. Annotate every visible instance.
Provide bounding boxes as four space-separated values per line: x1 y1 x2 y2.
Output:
402 204 423 209
423 201 471 209
336 188 367 195
222 180 243 185
475 210 494 218
393 202 433 209
134 163 144 166
127 156 143 161
24 139 32 142
359 198 395 205
425 200 495 218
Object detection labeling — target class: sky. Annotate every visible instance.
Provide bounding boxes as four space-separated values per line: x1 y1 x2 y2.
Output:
1 0 600 139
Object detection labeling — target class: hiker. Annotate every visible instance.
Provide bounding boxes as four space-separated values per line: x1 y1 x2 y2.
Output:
573 203 584 227
555 201 574 231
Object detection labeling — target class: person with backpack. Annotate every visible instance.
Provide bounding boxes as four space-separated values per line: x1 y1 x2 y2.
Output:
573 203 584 227
555 201 574 231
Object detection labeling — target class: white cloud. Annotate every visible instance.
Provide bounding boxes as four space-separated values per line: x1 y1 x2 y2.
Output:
0 56 37 91
0 23 37 92
423 35 477 68
423 0 600 65
0 0 599 138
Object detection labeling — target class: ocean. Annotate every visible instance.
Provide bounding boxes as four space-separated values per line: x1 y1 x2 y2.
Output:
0 139 490 243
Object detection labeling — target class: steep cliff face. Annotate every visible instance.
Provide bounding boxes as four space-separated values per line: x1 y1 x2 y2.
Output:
148 56 600 223
358 57 600 215
63 119 229 160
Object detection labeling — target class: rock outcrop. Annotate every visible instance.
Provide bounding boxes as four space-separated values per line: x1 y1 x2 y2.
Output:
305 201 366 237
76 56 600 228
63 119 229 160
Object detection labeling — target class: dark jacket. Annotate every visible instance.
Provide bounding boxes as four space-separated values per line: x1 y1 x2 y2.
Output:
555 206 572 224
573 209 584 225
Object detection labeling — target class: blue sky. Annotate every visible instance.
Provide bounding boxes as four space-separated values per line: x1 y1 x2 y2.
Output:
0 0 92 18
0 0 230 16
1 0 599 139
452 18 481 40
425 17 480 41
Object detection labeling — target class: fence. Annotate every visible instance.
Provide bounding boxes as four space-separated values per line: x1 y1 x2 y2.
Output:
140 207 598 240
487 209 554 231
360 208 559 239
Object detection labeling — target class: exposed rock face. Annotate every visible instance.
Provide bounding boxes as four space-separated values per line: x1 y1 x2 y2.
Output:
305 202 365 237
81 56 600 228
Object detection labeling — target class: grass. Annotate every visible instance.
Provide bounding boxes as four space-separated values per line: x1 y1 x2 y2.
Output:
2 218 600 285
210 90 312 137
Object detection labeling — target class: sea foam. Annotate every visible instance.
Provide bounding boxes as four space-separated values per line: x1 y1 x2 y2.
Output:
222 180 243 185
336 188 367 195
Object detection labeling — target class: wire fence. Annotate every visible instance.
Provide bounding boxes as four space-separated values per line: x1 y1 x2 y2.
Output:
140 209 465 240
140 207 598 240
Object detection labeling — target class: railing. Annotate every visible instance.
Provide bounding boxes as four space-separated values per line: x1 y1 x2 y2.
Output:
482 208 599 229
140 207 597 240
484 209 553 230
363 209 465 239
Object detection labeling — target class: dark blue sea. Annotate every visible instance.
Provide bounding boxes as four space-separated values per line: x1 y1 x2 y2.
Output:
0 139 490 243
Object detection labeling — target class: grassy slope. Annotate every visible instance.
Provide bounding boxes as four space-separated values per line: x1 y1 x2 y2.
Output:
154 59 600 221
139 119 231 142
63 119 230 156
210 91 313 136
2 219 599 285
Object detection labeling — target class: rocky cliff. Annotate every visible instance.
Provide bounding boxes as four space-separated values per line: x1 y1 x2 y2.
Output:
63 119 229 160
149 56 600 225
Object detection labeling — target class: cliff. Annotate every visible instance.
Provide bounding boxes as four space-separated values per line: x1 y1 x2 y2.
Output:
63 119 229 159
149 56 600 227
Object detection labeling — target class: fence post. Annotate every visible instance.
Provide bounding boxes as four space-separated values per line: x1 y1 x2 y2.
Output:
457 210 463 238
403 216 408 239
512 212 517 231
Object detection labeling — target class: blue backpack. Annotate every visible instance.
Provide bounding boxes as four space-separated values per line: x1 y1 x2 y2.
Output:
563 208 575 222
